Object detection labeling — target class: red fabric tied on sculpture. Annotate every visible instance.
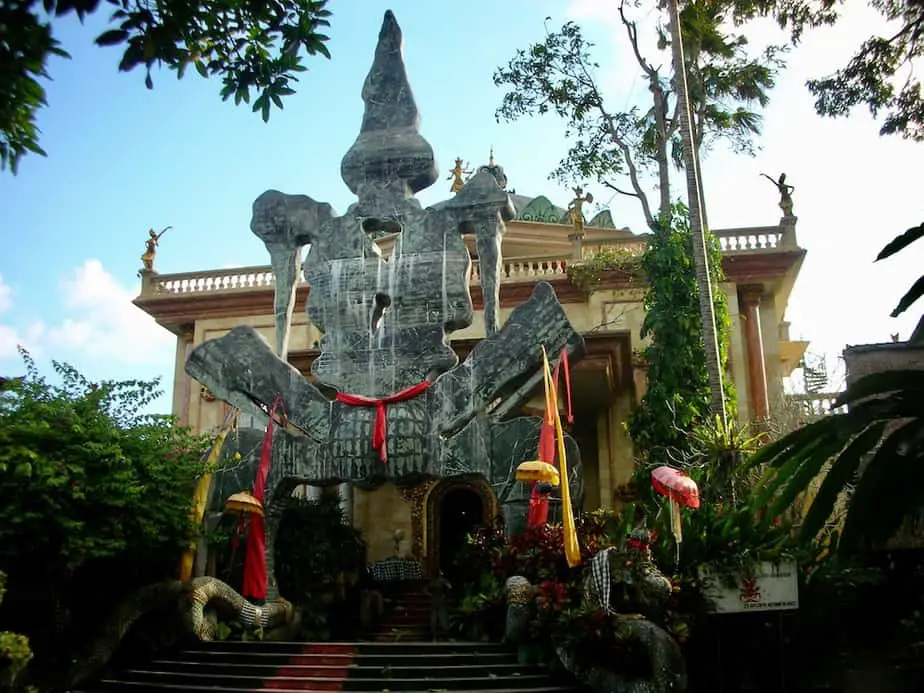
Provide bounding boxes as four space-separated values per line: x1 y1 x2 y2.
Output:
650 466 700 509
242 395 284 602
335 381 431 464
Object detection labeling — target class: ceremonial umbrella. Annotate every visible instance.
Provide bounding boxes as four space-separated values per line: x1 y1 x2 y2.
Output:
650 466 700 550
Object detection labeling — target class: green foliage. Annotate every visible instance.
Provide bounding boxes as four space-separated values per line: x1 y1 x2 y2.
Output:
0 349 212 684
627 205 735 466
273 494 366 606
493 4 785 228
1 0 333 173
566 245 641 292
0 571 32 686
748 369 924 555
0 349 209 576
745 225 924 556
729 0 924 140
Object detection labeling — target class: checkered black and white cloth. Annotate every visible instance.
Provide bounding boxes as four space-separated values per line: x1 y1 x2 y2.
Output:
589 547 615 613
369 557 423 582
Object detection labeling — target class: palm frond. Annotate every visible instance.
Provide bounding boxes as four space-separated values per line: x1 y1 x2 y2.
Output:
798 421 887 543
833 370 924 409
763 432 855 525
875 221 924 261
890 275 924 318
839 419 924 553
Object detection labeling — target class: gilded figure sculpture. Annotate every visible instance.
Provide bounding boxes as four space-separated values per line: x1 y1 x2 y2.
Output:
140 226 172 273
447 157 472 193
760 172 795 217
567 186 593 234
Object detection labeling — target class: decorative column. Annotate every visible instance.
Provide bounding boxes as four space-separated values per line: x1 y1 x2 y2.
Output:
568 233 584 261
474 213 505 336
338 483 354 524
739 285 769 422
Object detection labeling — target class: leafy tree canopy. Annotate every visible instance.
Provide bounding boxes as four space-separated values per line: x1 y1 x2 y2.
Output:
730 0 924 140
1 0 332 173
494 0 785 229
0 349 210 579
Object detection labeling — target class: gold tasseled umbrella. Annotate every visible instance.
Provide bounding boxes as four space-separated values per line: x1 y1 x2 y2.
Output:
224 490 264 517
515 460 560 487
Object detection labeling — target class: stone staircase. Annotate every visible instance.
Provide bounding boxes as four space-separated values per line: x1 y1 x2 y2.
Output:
372 581 432 642
84 640 585 692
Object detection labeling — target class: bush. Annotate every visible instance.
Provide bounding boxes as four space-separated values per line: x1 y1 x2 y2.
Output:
0 351 210 680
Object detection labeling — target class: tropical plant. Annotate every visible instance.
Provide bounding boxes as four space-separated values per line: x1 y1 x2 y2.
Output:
746 221 924 555
0 571 32 689
0 349 211 673
627 204 735 468
2 0 333 173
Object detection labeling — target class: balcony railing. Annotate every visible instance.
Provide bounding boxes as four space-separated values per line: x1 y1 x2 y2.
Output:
138 226 794 299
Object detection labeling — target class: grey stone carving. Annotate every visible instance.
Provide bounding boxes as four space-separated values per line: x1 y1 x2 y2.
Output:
186 10 585 598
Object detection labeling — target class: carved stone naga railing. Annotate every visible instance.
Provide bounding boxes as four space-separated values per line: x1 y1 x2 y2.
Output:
184 10 586 600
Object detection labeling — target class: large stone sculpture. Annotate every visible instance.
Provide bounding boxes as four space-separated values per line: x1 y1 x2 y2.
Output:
186 10 585 600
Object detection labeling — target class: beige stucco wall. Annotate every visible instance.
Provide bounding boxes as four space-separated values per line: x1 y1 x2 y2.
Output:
352 483 413 563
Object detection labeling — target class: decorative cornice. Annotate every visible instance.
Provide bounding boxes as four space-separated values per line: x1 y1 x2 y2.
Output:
134 249 805 332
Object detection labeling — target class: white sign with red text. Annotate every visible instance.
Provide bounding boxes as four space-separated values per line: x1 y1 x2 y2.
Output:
699 560 799 613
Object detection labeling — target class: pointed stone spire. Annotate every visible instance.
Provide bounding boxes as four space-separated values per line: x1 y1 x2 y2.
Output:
341 11 438 216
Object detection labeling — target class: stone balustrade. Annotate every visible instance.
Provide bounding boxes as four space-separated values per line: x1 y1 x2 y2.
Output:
141 257 570 297
139 227 793 299
787 392 846 416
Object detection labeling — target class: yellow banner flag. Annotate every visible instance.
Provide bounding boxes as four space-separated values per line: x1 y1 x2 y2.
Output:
541 346 582 568
179 417 234 582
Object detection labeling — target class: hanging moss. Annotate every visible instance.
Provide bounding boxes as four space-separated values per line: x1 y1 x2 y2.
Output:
627 203 736 467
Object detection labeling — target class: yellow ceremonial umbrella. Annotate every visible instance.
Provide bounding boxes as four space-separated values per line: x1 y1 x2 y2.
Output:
515 459 561 486
224 490 264 517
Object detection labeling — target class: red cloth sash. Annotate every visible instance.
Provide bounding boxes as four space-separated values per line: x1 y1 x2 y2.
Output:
335 381 431 463
242 395 284 602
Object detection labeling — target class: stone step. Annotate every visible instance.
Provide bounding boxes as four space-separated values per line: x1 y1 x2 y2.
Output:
110 669 561 691
85 641 585 693
91 683 580 693
173 650 519 667
149 660 543 678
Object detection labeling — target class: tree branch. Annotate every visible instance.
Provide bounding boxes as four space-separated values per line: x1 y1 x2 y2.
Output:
602 181 642 198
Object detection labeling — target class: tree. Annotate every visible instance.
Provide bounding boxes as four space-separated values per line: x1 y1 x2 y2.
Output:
1 0 333 173
748 221 924 555
627 203 735 466
0 349 210 657
664 0 726 422
729 0 924 140
495 0 778 424
494 0 785 230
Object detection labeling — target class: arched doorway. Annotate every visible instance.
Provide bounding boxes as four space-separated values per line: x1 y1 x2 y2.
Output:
438 488 484 575
426 478 495 577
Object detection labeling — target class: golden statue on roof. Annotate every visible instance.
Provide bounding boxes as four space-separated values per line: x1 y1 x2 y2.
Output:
447 157 472 193
567 187 593 235
140 226 172 273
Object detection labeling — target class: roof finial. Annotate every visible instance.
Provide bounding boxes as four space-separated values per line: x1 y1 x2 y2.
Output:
489 146 494 167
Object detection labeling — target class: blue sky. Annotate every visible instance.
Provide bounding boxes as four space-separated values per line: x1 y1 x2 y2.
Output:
0 0 921 410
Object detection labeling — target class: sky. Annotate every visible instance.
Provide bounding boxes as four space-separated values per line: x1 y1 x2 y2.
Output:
0 0 920 411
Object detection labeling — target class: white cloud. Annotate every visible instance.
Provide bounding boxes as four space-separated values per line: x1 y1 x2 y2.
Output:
0 261 174 371
44 260 174 366
0 275 11 314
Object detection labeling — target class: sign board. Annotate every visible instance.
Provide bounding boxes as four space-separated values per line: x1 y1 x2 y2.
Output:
699 560 799 614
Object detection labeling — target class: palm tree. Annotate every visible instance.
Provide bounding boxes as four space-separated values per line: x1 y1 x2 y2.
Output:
664 0 727 428
749 222 924 555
